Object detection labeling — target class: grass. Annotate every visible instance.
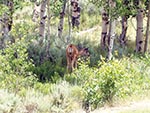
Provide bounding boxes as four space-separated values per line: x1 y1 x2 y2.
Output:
0 81 84 113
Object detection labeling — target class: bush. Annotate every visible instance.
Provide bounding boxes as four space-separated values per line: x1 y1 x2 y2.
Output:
0 81 82 113
28 35 66 82
49 81 76 113
31 61 65 82
69 56 150 109
0 38 37 94
0 38 34 76
0 90 21 113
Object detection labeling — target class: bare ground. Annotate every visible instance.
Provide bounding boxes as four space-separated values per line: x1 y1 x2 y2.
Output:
71 99 150 113
92 99 150 113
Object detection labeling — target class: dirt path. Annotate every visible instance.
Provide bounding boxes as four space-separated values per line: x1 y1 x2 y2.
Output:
71 99 150 113
75 26 100 36
92 99 150 113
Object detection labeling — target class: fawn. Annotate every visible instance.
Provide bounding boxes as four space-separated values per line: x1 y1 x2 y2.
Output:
66 44 90 72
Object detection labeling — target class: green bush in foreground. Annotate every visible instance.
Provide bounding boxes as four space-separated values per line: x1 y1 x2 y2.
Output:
69 56 150 109
0 38 38 94
0 38 33 76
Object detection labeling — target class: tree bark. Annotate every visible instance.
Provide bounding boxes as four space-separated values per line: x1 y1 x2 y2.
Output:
119 0 129 47
119 16 128 46
1 0 13 35
1 0 13 49
45 0 51 60
71 0 80 29
39 0 47 43
32 2 40 22
135 1 144 52
101 9 109 50
58 0 67 38
107 0 116 61
144 1 150 53
67 0 72 43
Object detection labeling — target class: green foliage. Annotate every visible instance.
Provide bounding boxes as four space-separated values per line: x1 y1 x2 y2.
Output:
88 0 142 19
11 22 35 40
0 0 150 112
88 0 103 8
31 61 65 82
49 81 77 113
0 4 8 16
28 36 66 82
0 74 37 95
69 56 150 109
1 38 33 76
80 12 101 30
0 81 81 113
0 38 37 94
33 82 52 94
13 0 30 10
49 0 63 17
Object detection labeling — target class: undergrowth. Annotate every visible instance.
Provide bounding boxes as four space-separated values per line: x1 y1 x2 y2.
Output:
1 38 150 112
66 55 150 110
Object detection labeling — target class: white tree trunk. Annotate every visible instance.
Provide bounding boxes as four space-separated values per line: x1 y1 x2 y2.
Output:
101 9 109 50
58 0 67 38
45 0 51 60
67 0 72 43
136 1 144 52
107 20 116 60
32 2 40 22
144 1 150 53
107 0 116 61
39 0 47 43
71 0 80 28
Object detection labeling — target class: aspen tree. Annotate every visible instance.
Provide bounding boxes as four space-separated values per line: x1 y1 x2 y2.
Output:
58 0 67 38
144 1 150 52
71 0 80 28
135 0 144 52
39 0 47 44
107 0 116 61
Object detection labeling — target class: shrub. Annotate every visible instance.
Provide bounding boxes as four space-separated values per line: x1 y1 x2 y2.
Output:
0 38 34 76
49 81 80 113
0 38 37 94
0 81 82 113
69 56 150 109
31 61 65 82
0 90 21 113
28 35 66 82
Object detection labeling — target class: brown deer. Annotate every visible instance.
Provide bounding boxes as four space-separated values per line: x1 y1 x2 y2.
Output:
66 44 90 72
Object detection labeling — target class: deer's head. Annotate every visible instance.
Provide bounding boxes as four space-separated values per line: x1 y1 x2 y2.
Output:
79 48 90 57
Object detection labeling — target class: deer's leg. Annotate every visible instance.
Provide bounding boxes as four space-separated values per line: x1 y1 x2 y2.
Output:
71 60 74 71
74 57 77 69
66 56 71 72
71 57 76 71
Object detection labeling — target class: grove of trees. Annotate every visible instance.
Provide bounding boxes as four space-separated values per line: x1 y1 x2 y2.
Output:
0 0 150 61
